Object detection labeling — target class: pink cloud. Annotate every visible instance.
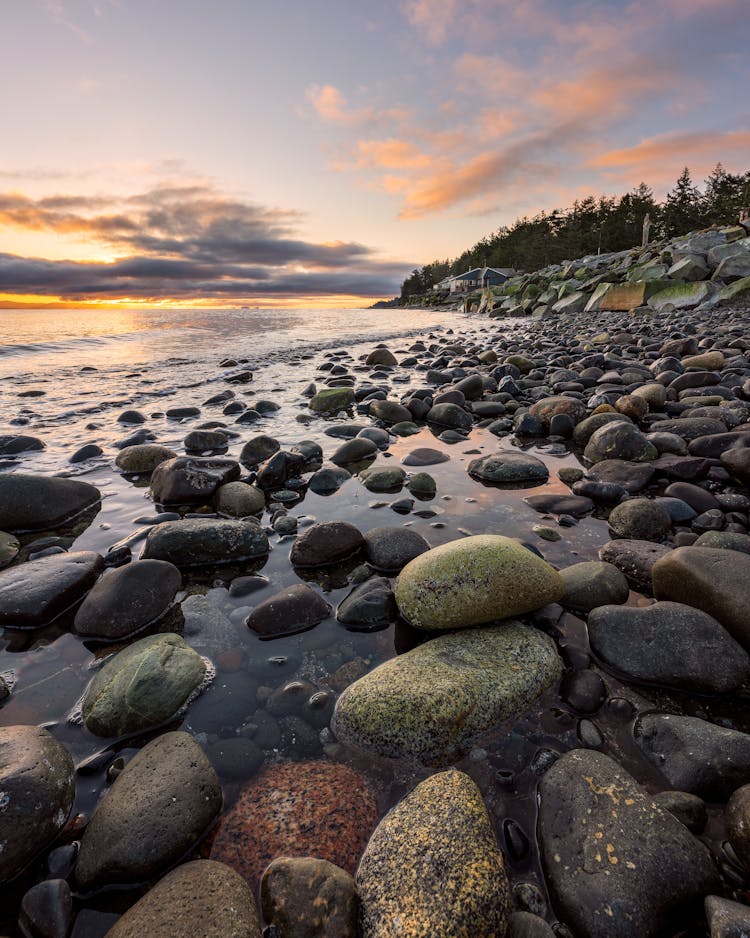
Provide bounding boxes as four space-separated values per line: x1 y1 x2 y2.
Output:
355 138 431 170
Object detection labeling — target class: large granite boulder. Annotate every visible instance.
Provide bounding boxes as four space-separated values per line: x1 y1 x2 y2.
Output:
395 534 563 631
332 622 561 765
538 749 718 937
0 726 75 883
357 770 510 937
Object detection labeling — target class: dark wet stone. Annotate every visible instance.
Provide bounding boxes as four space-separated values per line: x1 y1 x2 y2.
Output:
150 456 240 504
0 550 104 628
239 434 280 468
0 531 19 570
663 481 719 513
70 443 103 463
584 422 657 464
0 726 75 884
261 857 358 938
167 406 201 419
407 472 436 497
246 584 331 638
369 400 412 424
689 431 750 458
255 450 305 489
635 713 750 799
290 521 364 567
598 539 670 592
607 498 672 541
654 496 696 523
308 463 351 494
82 632 206 737
142 518 269 566
524 494 593 517
559 561 629 612
695 530 750 554
572 413 631 447
336 577 397 629
587 459 656 493
117 409 146 424
726 785 750 872
722 446 750 485
76 733 222 891
572 478 626 504
357 770 510 938
0 434 45 455
363 526 430 572
650 416 726 441
114 428 157 448
560 669 607 713
402 447 450 466
508 911 556 938
588 602 750 692
107 860 262 938
331 438 378 466
0 473 100 532
183 429 228 452
652 791 706 833
653 546 750 649
19 878 73 938
427 402 472 430
74 559 181 641
469 452 549 485
359 465 406 491
358 426 390 448
538 749 718 938
205 737 264 781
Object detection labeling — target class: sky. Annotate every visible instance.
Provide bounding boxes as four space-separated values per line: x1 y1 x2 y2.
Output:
0 0 748 308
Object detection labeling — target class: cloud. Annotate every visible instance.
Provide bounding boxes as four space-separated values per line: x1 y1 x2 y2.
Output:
0 184 412 301
306 84 354 124
354 139 431 170
589 129 750 170
402 0 460 45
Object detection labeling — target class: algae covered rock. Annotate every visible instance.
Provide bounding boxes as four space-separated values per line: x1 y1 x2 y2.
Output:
82 632 207 737
309 388 355 415
356 769 510 937
395 534 563 630
331 622 561 764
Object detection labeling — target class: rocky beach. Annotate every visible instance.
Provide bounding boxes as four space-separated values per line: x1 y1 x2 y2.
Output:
2 222 750 937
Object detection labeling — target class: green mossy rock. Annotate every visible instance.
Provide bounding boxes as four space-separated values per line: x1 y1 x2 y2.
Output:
356 770 510 937
395 534 563 630
309 388 355 415
83 633 206 737
331 622 561 764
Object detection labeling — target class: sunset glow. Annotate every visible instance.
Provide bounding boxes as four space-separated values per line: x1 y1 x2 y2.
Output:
2 0 748 307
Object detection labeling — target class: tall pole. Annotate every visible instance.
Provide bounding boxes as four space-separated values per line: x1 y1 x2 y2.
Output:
642 213 651 247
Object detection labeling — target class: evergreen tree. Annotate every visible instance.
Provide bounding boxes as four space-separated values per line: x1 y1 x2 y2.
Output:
663 167 702 237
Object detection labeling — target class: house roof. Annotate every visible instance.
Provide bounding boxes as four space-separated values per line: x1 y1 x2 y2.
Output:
452 266 514 281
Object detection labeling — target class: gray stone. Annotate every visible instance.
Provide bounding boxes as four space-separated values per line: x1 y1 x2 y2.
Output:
239 435 280 468
0 551 104 628
468 452 549 485
653 546 750 649
290 521 364 567
142 518 269 567
74 559 181 641
559 561 629 612
705 895 750 938
363 526 430 572
726 784 750 871
538 749 718 938
635 713 750 799
82 632 206 737
0 474 100 532
587 459 656 493
115 444 177 474
0 531 19 570
402 448 449 467
584 423 658 464
0 726 75 883
76 733 222 890
19 878 73 938
426 402 472 430
336 577 397 629
0 434 45 455
607 498 672 541
598 539 670 592
359 466 406 491
331 438 378 466
332 622 561 765
652 791 706 833
356 770 510 937
308 464 351 494
588 602 750 692
214 481 265 517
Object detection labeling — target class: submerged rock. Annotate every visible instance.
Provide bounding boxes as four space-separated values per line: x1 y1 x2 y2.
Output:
468 451 549 485
261 857 358 938
290 521 364 567
142 518 269 566
246 584 331 638
357 770 510 938
82 632 207 737
395 534 563 631
538 749 717 938
332 622 561 764
75 733 222 890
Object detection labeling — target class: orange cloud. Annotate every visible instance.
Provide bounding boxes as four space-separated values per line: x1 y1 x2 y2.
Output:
589 129 750 169
306 84 354 123
403 0 459 45
355 139 431 170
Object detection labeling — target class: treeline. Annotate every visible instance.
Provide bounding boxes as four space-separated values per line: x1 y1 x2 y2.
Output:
401 164 750 298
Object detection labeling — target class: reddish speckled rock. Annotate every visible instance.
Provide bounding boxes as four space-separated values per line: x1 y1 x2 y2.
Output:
210 760 378 888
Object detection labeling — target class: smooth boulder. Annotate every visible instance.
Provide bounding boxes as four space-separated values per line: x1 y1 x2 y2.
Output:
142 518 269 566
261 857 357 938
395 535 563 631
356 770 510 938
0 473 100 532
332 622 561 764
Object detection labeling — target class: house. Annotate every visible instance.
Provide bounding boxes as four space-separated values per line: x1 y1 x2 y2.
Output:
434 266 515 293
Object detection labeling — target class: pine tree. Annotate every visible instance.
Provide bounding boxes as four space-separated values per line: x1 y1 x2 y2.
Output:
663 167 702 237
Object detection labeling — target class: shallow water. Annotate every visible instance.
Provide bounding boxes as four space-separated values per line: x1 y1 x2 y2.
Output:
0 307 742 935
